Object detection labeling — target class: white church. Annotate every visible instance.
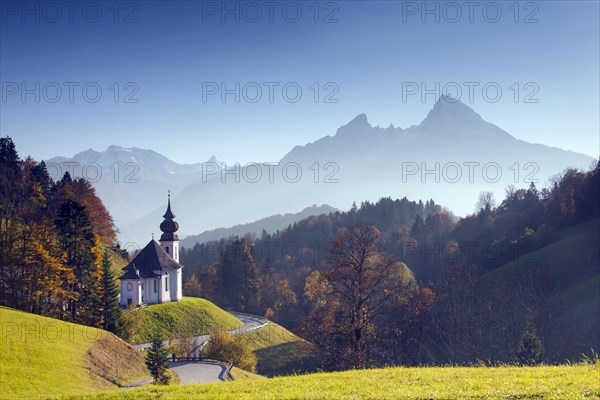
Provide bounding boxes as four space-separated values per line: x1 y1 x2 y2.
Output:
119 194 183 306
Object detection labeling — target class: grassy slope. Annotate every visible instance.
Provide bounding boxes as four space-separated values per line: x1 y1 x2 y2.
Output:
230 367 265 380
132 297 243 344
483 219 600 356
239 322 321 376
485 219 599 288
60 363 600 400
98 244 128 276
0 307 148 399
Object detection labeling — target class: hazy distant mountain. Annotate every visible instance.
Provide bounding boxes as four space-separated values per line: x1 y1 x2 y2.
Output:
47 146 221 227
180 204 339 247
52 96 595 246
121 96 594 246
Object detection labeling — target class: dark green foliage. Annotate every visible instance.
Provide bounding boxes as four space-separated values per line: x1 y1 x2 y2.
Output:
411 214 425 241
101 251 123 335
55 199 98 323
145 336 171 385
0 137 22 221
215 240 261 313
517 316 545 365
0 137 21 184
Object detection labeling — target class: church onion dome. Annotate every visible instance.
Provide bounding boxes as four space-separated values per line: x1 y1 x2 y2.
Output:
160 193 179 241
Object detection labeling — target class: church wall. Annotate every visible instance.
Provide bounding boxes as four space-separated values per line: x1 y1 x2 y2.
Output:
177 269 182 301
144 277 161 304
161 273 171 303
120 279 141 306
169 269 182 302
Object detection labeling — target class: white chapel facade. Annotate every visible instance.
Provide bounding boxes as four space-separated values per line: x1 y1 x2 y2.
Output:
119 194 183 306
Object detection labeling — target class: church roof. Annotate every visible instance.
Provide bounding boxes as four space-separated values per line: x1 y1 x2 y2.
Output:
119 240 182 280
120 262 141 280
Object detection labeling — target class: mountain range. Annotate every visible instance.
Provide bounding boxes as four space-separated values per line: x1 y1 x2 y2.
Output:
48 147 221 228
48 96 596 246
179 204 338 248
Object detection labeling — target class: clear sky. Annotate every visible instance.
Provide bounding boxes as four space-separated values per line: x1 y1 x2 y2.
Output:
1 0 598 164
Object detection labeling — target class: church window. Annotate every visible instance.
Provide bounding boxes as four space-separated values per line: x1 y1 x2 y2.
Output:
154 280 157 293
165 276 169 290
165 246 169 254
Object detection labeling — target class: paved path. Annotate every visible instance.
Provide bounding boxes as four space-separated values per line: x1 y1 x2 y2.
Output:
170 361 228 384
126 311 267 387
228 312 268 334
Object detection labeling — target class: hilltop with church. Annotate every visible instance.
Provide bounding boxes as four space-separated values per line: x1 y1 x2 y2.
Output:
119 194 183 306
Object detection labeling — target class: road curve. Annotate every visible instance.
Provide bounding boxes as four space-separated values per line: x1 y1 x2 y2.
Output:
127 311 267 386
132 312 267 352
170 361 228 384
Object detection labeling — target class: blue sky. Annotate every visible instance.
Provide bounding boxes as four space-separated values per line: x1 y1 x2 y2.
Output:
1 0 598 164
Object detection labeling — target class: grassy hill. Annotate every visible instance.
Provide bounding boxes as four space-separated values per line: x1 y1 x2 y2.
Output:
229 367 265 380
486 219 599 287
239 322 321 376
0 307 149 399
131 297 243 344
59 363 599 399
483 218 600 358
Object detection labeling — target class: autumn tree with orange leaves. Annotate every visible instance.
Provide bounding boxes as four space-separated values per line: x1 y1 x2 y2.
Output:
0 137 120 328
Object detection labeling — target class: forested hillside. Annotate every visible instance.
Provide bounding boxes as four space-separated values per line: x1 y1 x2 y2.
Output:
181 160 600 367
0 137 124 334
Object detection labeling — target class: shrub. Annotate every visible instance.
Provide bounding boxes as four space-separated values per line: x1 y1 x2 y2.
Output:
202 331 257 372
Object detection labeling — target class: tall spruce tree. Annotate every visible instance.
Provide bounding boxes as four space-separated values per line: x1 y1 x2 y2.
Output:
0 137 22 306
100 251 123 335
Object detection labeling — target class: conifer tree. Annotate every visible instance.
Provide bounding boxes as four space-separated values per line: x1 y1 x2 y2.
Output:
145 336 171 384
100 251 123 335
54 199 99 322
517 314 545 365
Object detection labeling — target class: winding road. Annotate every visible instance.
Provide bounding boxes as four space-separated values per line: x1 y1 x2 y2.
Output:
126 311 267 387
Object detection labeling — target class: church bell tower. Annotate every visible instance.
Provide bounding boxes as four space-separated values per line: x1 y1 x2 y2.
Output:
159 192 180 263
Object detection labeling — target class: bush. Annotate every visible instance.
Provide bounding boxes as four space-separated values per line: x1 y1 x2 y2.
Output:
164 369 180 385
202 331 257 372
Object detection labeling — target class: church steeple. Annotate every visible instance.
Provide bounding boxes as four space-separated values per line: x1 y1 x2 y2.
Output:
163 191 176 220
160 192 179 242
